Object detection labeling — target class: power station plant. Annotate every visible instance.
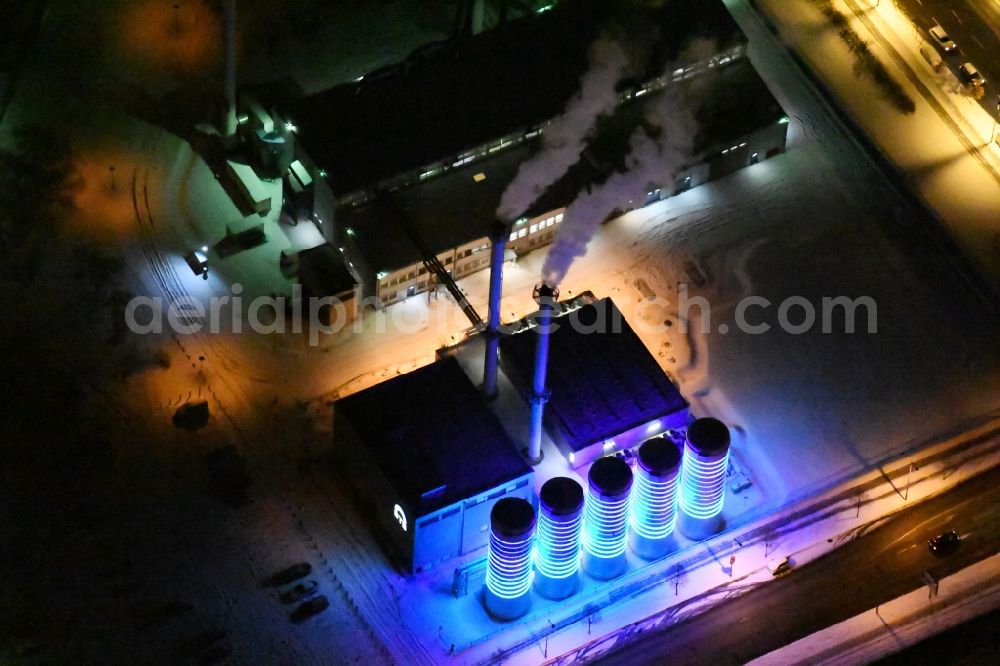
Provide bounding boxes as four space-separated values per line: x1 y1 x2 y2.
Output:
335 269 737 619
322 0 768 626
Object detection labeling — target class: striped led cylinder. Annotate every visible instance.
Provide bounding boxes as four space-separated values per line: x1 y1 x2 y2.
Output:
484 497 536 620
678 417 731 540
629 436 683 560
582 456 633 580
534 477 584 600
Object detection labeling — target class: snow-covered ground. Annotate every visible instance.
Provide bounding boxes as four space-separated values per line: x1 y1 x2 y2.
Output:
4 1 1000 664
745 0 1000 286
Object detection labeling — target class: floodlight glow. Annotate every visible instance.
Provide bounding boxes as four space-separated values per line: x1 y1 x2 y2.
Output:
534 510 582 580
630 466 680 540
678 448 729 519
486 533 533 599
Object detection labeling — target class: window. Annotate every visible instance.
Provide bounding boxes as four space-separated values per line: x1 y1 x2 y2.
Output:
509 232 517 242
529 224 538 234
555 213 564 222
518 228 527 238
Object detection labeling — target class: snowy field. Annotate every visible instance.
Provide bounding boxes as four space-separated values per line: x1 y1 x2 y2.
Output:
3 1 1000 665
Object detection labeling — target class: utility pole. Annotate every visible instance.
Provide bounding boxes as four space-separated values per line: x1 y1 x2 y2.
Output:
991 96 1000 145
905 462 916 500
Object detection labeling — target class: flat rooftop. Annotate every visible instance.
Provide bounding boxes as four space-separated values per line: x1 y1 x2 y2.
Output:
341 57 782 273
335 356 532 515
291 0 744 195
296 243 355 296
499 297 689 453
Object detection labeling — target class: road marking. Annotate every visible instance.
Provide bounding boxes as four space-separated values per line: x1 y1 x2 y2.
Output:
973 36 984 49
951 9 963 25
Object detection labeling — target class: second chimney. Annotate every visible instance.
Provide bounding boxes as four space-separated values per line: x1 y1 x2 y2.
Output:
527 283 558 464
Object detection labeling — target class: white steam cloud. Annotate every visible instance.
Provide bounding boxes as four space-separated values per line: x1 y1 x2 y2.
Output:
542 90 697 287
496 35 631 222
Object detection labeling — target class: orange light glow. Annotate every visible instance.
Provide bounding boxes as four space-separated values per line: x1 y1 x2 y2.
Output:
115 0 223 79
65 147 150 242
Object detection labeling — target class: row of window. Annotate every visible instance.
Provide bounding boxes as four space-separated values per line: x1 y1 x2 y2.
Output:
340 49 746 209
509 212 563 241
628 44 745 101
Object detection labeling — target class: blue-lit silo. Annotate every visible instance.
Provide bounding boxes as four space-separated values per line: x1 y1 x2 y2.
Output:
582 456 633 580
534 477 584 600
484 497 536 620
678 417 731 540
629 436 683 560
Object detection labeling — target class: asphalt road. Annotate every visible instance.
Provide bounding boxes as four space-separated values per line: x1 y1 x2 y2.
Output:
596 464 1000 665
894 0 1000 116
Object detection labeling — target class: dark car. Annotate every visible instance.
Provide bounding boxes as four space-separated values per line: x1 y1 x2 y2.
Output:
280 580 318 604
928 530 960 557
958 63 985 89
265 562 312 587
291 595 329 623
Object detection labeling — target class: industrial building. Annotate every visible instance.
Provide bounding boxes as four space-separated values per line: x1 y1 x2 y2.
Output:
333 357 534 574
279 0 787 309
499 296 690 467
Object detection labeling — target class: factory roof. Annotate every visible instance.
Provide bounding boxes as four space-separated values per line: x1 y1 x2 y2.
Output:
499 297 689 453
290 0 744 195
338 143 531 274
296 243 356 297
340 57 782 273
335 357 532 515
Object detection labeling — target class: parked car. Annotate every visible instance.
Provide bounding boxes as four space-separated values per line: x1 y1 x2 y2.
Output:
767 557 793 577
291 595 329 623
928 530 961 557
265 562 312 587
958 63 985 88
928 25 956 53
280 580 318 604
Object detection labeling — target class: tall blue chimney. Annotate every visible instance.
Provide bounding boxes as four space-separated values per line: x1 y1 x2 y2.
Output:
527 283 558 464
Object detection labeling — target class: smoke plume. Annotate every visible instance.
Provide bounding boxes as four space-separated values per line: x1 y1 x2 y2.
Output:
542 89 697 287
496 35 631 222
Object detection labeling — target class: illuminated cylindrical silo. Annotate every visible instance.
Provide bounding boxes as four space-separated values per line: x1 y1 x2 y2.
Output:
484 497 536 620
582 456 633 580
629 436 682 560
534 477 584 600
678 417 731 540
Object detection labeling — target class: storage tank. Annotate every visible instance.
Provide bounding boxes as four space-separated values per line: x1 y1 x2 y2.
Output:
534 477 585 600
484 497 536 620
678 417 731 539
629 436 682 560
582 456 633 580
